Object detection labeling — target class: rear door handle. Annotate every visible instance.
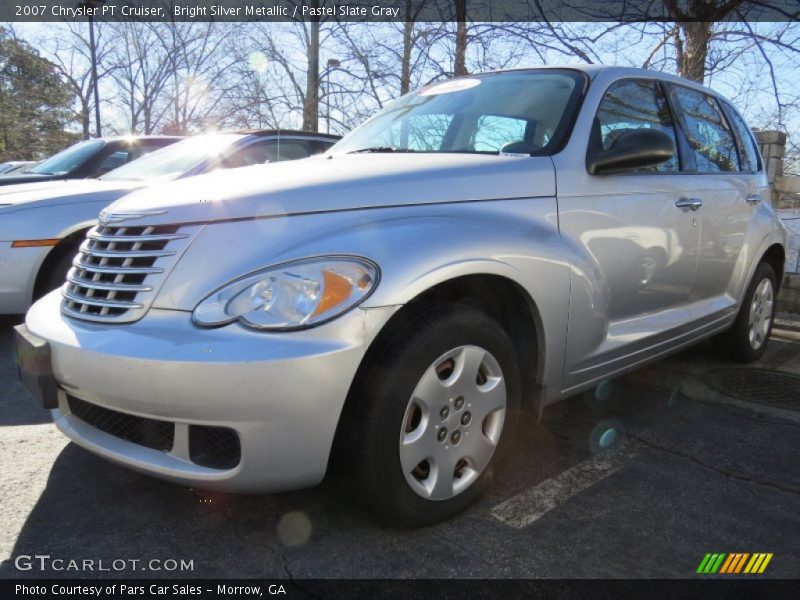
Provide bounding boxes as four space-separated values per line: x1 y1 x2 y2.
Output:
676 197 703 211
746 194 761 205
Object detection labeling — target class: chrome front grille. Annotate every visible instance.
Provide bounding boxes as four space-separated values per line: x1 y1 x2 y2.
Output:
62 224 191 323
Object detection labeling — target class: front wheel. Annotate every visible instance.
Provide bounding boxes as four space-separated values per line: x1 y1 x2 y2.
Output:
351 305 522 527
34 240 82 301
712 262 777 363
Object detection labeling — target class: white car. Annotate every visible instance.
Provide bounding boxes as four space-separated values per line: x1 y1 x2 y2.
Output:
0 130 339 314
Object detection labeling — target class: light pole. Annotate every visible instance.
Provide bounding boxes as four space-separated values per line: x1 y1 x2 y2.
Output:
321 58 340 134
77 0 106 137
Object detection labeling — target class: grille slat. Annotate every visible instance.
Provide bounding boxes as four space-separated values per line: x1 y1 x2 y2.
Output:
62 224 189 323
66 275 153 293
62 289 143 309
72 257 164 275
78 240 176 259
88 231 187 243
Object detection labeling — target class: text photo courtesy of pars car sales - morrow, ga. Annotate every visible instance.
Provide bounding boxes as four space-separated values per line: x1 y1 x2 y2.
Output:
0 1 799 599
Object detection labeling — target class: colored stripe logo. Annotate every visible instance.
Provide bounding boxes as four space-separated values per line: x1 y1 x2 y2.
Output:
696 553 773 574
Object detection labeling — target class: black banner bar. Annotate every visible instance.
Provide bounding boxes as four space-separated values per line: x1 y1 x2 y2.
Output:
2 579 799 600
2 0 799 23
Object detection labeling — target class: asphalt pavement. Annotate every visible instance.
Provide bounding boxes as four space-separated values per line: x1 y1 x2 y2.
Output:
1 314 798 579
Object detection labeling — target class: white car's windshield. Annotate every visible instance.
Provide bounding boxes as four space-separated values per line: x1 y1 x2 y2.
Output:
29 140 105 175
101 134 244 182
331 70 586 156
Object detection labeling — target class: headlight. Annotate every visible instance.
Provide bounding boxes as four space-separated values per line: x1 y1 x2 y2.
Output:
192 256 379 330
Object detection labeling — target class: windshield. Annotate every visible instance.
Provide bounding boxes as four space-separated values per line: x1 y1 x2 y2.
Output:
101 134 244 182
332 70 585 156
30 140 105 175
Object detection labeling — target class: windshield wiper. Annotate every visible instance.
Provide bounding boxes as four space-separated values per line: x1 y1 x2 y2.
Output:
347 146 419 154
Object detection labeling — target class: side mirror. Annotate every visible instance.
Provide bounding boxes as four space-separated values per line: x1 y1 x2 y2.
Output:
587 129 675 175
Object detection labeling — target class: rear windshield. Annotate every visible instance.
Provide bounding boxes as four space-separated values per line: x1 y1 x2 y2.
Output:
331 70 586 156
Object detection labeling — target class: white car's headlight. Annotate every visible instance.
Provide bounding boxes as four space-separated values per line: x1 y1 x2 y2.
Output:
192 256 379 330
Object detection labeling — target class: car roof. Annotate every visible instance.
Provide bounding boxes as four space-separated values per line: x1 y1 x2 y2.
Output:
481 65 719 98
234 129 341 141
88 135 185 143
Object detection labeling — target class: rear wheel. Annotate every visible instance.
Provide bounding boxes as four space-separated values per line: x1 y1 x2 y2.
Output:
712 262 777 363
350 305 521 527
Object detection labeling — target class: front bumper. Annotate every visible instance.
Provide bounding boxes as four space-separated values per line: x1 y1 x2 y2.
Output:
25 291 398 492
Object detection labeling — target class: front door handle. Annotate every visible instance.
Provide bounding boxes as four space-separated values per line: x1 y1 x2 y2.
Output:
676 197 703 211
746 194 761 205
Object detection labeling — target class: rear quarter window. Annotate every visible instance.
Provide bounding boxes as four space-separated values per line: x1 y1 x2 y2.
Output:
719 101 761 172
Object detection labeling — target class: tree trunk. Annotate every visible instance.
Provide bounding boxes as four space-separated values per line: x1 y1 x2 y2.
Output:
454 0 468 76
676 21 711 83
401 2 413 94
82 98 91 139
303 18 320 132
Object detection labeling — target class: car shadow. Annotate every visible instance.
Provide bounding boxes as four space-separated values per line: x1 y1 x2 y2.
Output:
1 316 52 426
0 441 377 579
5 338 795 578
0 384 640 579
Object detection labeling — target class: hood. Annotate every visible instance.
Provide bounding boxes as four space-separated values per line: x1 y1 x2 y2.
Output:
105 154 555 225
0 179 142 209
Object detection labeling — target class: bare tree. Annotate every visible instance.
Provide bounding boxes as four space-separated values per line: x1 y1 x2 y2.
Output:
160 22 243 133
34 22 115 139
108 22 175 134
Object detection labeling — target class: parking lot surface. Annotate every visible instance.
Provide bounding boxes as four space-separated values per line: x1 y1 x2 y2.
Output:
1 315 798 579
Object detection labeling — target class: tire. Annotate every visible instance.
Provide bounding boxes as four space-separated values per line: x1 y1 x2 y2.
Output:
712 262 777 363
36 242 79 300
349 304 522 527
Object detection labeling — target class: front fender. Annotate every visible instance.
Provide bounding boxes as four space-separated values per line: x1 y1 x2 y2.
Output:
0 203 105 312
154 199 573 404
0 200 107 242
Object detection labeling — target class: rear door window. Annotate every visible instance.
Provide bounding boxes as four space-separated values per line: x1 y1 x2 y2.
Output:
222 138 327 168
672 87 740 173
305 139 337 154
272 140 319 161
96 150 130 172
222 140 277 168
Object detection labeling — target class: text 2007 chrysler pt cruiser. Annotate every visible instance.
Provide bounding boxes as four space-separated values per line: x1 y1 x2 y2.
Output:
18 67 786 526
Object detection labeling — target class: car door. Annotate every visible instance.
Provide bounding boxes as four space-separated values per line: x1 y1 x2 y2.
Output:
666 85 753 316
556 77 701 391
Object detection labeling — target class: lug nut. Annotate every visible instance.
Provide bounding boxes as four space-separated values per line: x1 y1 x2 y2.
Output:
454 396 465 410
461 411 471 426
437 428 448 443
450 430 461 444
440 406 450 420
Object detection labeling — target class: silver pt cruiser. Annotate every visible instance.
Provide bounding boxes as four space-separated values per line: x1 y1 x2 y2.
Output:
17 66 787 527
